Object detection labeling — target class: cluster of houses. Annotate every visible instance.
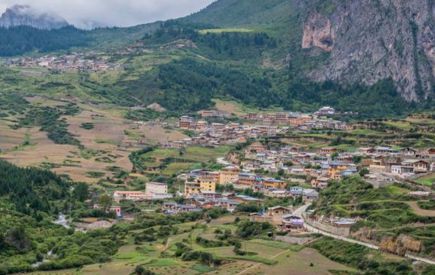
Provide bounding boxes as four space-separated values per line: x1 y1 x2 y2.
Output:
113 182 173 203
241 108 348 130
101 143 433 238
5 52 120 72
250 206 305 231
109 143 433 220
108 165 319 217
361 147 435 186
180 167 319 200
169 109 349 148
238 142 359 189
236 142 435 188
249 205 356 234
169 116 281 147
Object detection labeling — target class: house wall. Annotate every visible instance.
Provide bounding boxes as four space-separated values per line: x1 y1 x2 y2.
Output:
304 217 351 237
146 182 168 195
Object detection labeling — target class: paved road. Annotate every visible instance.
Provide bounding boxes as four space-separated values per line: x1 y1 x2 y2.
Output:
292 203 310 217
294 204 435 265
303 223 379 250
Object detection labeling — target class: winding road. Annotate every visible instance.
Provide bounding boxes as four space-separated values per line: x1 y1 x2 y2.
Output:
293 204 435 266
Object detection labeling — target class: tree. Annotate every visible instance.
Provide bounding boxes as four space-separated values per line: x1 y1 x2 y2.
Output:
4 227 32 252
352 156 362 164
135 265 155 275
359 168 369 177
285 161 294 167
73 183 89 202
236 220 273 239
0 234 5 251
99 194 113 212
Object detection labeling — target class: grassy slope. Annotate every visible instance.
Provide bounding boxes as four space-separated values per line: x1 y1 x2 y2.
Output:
184 0 293 29
87 22 161 49
0 0 429 118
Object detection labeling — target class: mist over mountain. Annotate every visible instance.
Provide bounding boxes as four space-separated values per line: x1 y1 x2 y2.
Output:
0 0 215 28
0 4 69 30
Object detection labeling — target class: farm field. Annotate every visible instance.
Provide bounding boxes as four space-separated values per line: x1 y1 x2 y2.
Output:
198 28 254 34
0 96 187 183
415 173 435 186
131 145 232 176
25 217 355 275
213 99 283 117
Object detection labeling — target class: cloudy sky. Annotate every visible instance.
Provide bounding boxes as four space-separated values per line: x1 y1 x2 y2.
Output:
0 0 215 28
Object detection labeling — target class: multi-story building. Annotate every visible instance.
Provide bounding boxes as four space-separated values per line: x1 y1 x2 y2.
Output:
237 173 258 186
113 191 146 202
145 182 173 200
262 178 286 189
199 171 220 184
196 120 208 131
219 166 240 185
179 116 195 129
184 180 201 197
246 142 267 154
184 178 216 197
199 179 216 193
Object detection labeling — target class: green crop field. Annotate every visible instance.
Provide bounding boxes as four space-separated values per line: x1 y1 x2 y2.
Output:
416 173 435 186
198 28 254 34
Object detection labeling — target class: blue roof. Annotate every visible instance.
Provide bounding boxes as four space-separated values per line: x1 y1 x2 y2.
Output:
236 195 262 201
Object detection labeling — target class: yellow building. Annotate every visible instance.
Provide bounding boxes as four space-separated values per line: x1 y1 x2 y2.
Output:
184 178 216 197
199 179 216 193
327 163 349 180
184 181 201 197
262 178 286 189
219 166 240 185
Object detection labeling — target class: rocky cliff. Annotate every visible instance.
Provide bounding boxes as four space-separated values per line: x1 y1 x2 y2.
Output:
302 13 335 52
0 5 68 30
185 0 433 102
303 0 434 101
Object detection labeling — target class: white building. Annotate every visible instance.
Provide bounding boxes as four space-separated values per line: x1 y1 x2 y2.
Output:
391 165 403 175
315 106 336 116
145 182 173 200
113 191 146 202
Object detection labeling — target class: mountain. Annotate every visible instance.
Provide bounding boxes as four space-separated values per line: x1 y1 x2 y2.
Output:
0 5 69 30
185 0 434 102
0 0 433 118
185 0 293 30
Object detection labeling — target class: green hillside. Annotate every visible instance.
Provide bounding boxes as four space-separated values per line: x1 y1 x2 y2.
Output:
0 26 89 56
184 0 294 30
0 0 432 118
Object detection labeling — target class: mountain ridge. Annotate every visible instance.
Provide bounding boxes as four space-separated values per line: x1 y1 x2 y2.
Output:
0 4 69 30
184 0 434 102
0 0 433 117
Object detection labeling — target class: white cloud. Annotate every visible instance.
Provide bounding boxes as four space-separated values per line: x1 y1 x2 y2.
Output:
0 0 215 28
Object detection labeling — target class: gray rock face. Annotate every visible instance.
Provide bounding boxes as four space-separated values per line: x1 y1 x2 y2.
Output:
302 13 335 52
304 0 434 101
0 5 69 30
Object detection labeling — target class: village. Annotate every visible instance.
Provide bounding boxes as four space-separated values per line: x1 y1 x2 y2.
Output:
166 107 349 148
85 134 434 240
4 51 120 72
73 106 435 240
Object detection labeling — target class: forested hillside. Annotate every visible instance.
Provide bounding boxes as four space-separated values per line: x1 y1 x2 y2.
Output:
185 0 434 102
0 160 121 274
0 0 433 118
0 26 89 56
184 0 293 30
0 160 69 215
